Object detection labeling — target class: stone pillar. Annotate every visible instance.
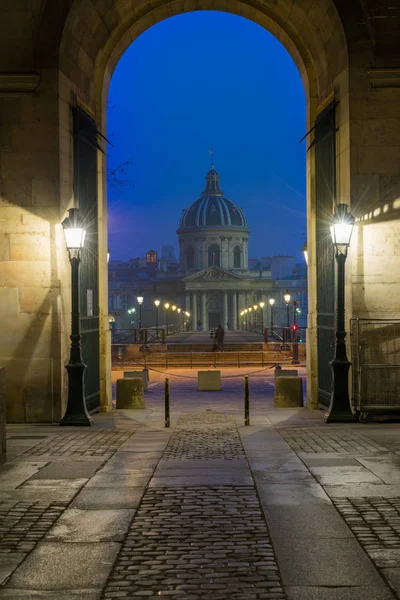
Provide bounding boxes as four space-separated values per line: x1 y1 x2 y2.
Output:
223 292 228 330
232 292 237 331
201 292 207 331
192 292 197 332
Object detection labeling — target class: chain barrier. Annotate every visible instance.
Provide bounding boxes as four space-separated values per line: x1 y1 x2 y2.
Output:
114 358 278 380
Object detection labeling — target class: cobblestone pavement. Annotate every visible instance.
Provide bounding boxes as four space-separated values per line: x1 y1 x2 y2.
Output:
23 430 135 457
102 411 285 600
2 369 400 599
278 427 389 454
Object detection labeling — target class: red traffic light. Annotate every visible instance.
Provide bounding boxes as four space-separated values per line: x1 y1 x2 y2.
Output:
291 324 299 332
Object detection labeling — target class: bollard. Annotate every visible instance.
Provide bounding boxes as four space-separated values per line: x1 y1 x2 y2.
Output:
244 375 250 426
165 378 170 428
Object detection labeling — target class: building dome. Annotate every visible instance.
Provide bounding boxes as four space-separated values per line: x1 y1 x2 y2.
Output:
179 168 248 229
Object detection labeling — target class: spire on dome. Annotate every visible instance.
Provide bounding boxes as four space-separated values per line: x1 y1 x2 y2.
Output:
208 148 215 170
204 167 223 195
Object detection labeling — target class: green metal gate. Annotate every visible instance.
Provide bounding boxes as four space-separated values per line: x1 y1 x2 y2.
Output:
73 106 101 413
312 100 336 408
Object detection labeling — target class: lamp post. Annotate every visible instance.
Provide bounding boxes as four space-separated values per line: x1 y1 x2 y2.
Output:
325 203 356 422
253 304 258 332
259 301 265 335
269 298 275 336
60 208 91 426
291 300 300 365
302 242 308 266
137 296 143 332
177 308 182 331
284 290 291 341
172 305 177 331
154 299 160 339
164 302 170 335
128 307 136 326
248 307 252 331
244 308 248 330
240 311 243 330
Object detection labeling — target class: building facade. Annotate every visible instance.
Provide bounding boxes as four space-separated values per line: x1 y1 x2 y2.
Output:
109 167 307 332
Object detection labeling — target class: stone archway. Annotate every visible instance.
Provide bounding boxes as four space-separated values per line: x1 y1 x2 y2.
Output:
56 0 350 414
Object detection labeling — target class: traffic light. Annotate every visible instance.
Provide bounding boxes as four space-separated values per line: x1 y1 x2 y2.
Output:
291 323 299 332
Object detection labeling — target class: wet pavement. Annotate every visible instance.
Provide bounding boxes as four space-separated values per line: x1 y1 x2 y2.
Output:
0 367 400 598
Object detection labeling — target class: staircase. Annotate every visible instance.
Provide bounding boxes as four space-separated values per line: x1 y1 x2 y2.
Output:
167 343 263 353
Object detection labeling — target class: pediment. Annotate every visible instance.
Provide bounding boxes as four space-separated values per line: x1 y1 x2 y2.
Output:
184 266 244 282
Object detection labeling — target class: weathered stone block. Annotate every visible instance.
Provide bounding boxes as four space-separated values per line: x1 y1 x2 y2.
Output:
0 367 6 465
123 370 148 391
198 370 221 391
116 378 145 409
275 368 299 379
274 377 303 408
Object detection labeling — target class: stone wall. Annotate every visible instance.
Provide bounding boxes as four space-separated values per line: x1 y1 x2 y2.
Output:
0 367 6 465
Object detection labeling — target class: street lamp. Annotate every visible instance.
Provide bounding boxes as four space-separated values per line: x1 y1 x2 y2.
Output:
60 208 91 426
154 299 160 338
177 308 182 331
137 296 144 331
172 305 177 330
248 307 252 331
164 302 170 334
128 307 136 326
269 298 275 335
253 304 258 332
291 300 300 365
325 203 356 423
259 301 265 334
284 290 291 340
302 242 308 266
244 308 248 330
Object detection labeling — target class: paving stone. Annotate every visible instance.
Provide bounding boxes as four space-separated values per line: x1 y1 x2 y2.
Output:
264 505 353 539
274 537 384 586
0 553 26 585
309 465 383 485
7 542 120 589
257 483 331 506
102 487 284 599
71 487 146 510
85 472 151 488
285 587 395 600
0 590 102 599
30 461 105 480
45 509 135 542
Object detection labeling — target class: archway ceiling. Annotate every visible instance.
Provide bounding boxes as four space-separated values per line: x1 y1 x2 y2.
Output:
32 0 399 72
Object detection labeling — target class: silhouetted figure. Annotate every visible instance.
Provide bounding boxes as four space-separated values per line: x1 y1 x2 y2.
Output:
215 324 225 351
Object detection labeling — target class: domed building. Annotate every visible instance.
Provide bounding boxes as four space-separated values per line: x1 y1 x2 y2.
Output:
177 168 250 272
109 165 307 333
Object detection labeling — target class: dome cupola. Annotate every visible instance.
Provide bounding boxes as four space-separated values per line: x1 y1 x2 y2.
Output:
179 168 248 230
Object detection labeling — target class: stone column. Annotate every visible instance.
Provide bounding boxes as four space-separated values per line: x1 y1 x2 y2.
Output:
192 292 197 332
201 292 207 331
232 292 237 331
223 291 228 330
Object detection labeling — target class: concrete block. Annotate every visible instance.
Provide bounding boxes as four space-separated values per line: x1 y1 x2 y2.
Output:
275 368 299 379
274 377 303 408
116 378 145 409
198 370 221 391
0 367 6 465
123 370 148 390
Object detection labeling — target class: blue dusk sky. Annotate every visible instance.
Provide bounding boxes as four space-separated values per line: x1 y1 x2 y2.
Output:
107 10 306 263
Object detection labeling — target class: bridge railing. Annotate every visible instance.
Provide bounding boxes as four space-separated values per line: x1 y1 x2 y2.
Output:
111 326 181 345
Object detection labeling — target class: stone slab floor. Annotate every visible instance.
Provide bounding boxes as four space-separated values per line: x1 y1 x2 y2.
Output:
1 367 400 598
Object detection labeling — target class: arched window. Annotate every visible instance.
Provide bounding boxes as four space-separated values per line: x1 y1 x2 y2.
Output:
186 246 195 269
208 244 220 267
233 246 241 268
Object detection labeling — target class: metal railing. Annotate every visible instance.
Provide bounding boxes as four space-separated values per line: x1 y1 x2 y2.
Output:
111 326 180 345
351 318 400 417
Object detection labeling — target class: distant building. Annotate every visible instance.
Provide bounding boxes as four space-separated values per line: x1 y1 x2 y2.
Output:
109 166 307 331
161 245 176 262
